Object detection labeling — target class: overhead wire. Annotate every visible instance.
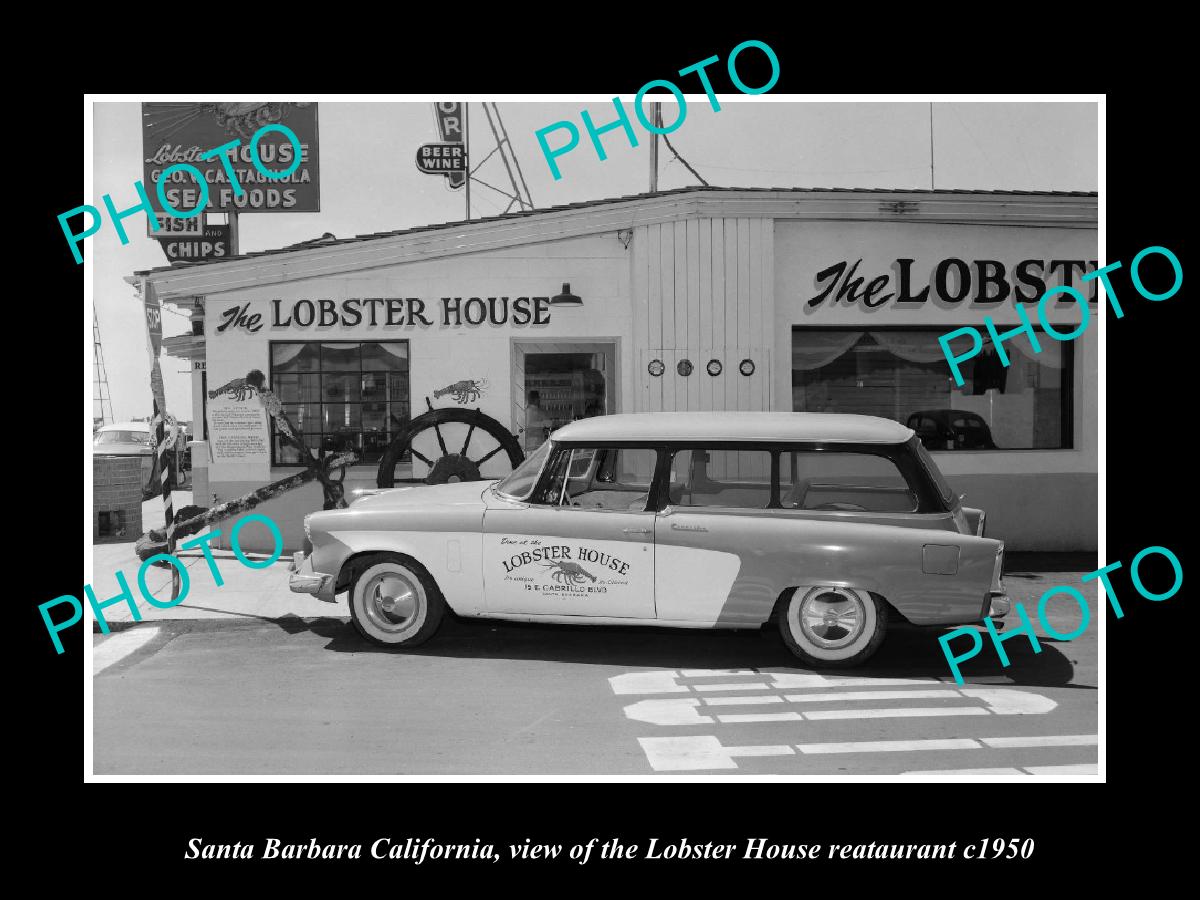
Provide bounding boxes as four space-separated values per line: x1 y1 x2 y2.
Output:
661 133 709 187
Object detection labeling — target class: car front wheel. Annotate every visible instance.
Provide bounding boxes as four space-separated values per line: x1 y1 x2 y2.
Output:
778 587 888 668
348 554 445 648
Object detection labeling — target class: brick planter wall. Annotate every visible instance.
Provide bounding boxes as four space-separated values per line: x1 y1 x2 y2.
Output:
94 455 144 543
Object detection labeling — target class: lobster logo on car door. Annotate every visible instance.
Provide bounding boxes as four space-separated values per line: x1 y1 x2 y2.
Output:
483 532 654 616
497 538 633 596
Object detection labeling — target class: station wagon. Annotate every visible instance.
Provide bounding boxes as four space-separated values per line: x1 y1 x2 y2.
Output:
289 412 1010 667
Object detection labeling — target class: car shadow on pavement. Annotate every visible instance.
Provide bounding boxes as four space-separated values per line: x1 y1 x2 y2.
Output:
266 613 1088 689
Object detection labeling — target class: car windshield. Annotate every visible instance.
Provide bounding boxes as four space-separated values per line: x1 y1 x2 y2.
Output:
493 441 551 500
95 430 150 445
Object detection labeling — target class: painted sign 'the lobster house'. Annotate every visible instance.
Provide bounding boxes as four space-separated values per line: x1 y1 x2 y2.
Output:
215 297 554 334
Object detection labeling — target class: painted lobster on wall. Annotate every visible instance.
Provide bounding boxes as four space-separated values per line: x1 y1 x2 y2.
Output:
432 378 488 404
208 377 259 402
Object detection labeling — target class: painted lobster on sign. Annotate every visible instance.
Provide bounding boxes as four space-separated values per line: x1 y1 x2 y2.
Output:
208 377 259 401
542 560 597 585
433 378 487 404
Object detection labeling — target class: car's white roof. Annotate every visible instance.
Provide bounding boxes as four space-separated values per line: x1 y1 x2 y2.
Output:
552 412 914 444
98 421 151 432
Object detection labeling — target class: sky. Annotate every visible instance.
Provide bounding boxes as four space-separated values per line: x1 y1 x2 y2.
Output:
90 99 1098 423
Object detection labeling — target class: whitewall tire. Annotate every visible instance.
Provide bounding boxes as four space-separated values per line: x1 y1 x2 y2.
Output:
778 587 888 668
349 554 445 648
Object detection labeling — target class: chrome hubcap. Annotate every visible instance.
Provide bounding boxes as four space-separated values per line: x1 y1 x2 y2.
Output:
798 588 866 649
363 571 422 634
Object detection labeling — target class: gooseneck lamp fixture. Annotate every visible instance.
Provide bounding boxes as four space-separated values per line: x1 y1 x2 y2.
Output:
550 282 582 306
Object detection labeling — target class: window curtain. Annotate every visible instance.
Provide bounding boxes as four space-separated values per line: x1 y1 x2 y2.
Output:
867 331 950 364
366 342 409 366
270 343 307 369
792 331 865 371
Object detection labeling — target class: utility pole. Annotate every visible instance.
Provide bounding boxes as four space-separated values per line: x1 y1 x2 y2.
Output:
929 102 936 190
464 103 471 221
649 102 660 192
228 210 239 256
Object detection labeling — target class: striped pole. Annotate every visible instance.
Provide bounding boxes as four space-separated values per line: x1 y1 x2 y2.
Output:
141 280 180 600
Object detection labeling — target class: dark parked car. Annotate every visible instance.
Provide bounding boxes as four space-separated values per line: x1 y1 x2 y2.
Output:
906 410 997 450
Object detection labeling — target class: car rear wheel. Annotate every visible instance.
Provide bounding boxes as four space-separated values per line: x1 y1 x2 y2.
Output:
778 586 888 668
348 554 445 648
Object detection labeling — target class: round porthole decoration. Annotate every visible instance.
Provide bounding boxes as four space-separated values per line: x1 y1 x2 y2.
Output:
706 359 722 377
647 359 665 377
677 359 694 377
739 358 755 377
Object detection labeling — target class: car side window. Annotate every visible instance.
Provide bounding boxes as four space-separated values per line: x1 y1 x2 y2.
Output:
781 451 917 513
668 448 773 510
535 446 658 510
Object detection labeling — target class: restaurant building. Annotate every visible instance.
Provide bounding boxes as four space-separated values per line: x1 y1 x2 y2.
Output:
146 187 1098 553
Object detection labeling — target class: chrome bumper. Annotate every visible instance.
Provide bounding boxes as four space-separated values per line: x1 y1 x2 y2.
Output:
288 552 337 603
987 591 1011 618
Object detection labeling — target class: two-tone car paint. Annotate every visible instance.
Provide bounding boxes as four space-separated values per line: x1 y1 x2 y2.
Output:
296 413 1006 637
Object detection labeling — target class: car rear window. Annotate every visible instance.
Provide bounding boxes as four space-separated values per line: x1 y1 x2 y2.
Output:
911 437 956 507
95 430 150 444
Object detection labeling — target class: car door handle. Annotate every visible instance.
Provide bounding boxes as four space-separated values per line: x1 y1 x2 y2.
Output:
622 527 652 535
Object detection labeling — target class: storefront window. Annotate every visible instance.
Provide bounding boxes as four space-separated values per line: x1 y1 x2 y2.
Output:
521 349 612 454
792 328 1072 450
270 341 410 466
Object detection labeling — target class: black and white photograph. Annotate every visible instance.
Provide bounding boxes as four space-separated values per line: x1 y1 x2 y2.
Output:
77 94 1112 784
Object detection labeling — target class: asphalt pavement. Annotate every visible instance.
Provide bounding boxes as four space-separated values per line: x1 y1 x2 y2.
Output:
90 548 1099 776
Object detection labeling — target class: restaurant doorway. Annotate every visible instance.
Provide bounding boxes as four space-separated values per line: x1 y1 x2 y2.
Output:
511 341 617 454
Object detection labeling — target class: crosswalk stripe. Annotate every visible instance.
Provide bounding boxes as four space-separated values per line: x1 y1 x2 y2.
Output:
899 767 1027 777
692 682 772 692
800 676 943 687
715 712 804 723
804 706 991 720
1022 763 1098 776
703 695 785 706
794 734 1099 754
624 688 1056 726
899 763 1099 778
783 689 952 703
610 670 1016 698
637 737 795 771
981 735 1098 749
798 738 981 754
635 734 1098 772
